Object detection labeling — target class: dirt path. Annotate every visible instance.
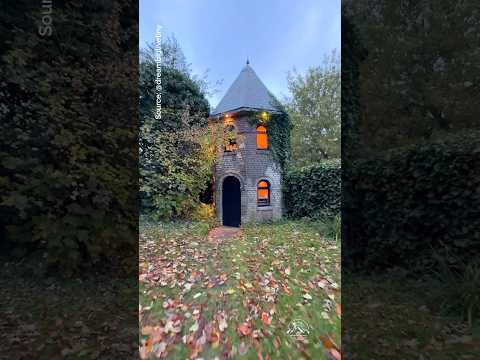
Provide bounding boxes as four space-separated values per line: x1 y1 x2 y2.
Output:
207 226 243 242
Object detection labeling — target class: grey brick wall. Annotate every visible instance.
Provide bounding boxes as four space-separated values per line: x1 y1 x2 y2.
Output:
215 113 283 225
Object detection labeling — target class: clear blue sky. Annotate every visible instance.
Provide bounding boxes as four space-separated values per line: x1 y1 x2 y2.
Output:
140 0 340 108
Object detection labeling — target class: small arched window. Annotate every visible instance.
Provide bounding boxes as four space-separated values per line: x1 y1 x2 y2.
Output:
256 125 268 149
257 180 270 206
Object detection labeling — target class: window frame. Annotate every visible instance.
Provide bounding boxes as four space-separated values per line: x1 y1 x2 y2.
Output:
257 180 271 207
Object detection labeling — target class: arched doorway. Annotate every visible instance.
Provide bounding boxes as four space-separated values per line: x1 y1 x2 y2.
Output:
222 176 241 227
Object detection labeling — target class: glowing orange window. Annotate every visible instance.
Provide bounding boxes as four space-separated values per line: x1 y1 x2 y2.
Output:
257 180 270 206
256 125 268 149
224 115 234 125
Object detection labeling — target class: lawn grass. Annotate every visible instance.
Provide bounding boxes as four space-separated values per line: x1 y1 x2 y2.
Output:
139 219 341 359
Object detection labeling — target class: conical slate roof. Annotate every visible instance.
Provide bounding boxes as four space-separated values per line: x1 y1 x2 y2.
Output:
211 62 278 116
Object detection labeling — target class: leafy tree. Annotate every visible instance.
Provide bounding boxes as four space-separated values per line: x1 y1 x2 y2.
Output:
139 37 214 219
140 36 197 123
285 50 341 167
345 0 480 155
140 35 221 117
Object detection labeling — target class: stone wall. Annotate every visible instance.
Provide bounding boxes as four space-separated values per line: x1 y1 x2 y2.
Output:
215 113 283 225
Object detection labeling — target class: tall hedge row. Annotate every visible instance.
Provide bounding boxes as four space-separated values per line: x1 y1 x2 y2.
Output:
343 132 480 269
284 161 341 218
0 1 138 275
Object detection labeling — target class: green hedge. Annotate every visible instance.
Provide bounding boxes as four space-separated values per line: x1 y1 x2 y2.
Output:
0 1 138 276
343 132 480 269
284 161 341 218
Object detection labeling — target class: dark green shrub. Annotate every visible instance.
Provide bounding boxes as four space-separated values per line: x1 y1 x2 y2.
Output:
284 161 341 218
343 131 480 270
0 1 138 275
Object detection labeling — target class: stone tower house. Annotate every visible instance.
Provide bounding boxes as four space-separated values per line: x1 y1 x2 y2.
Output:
210 61 283 227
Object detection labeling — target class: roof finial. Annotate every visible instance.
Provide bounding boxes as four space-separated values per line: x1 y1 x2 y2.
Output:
246 58 250 65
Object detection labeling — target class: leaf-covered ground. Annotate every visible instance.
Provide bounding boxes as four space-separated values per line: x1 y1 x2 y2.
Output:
345 273 480 359
0 265 137 358
139 220 341 359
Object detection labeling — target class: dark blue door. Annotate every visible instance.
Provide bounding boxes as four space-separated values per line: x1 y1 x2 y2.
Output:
222 176 241 227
